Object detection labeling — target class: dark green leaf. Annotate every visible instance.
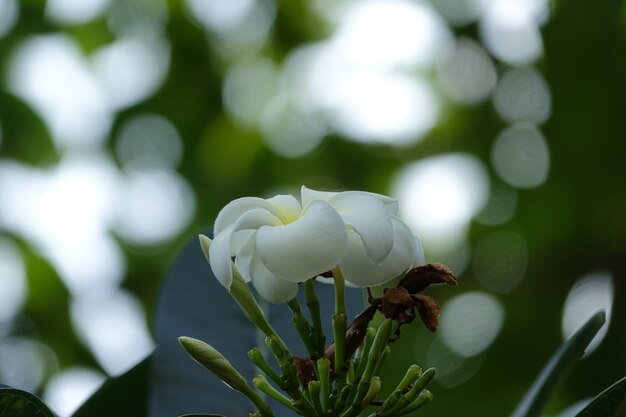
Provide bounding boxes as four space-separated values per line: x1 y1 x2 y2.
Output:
179 414 226 416
71 355 151 417
575 375 626 417
509 311 606 417
0 387 57 417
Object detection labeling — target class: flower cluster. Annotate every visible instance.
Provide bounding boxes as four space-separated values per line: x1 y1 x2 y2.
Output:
206 186 424 303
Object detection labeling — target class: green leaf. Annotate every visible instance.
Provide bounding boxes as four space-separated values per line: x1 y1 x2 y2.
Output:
71 355 151 417
510 311 606 417
575 375 626 417
179 414 226 417
0 387 57 417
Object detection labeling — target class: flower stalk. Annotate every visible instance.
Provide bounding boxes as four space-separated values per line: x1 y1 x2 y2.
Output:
305 279 326 358
332 266 348 384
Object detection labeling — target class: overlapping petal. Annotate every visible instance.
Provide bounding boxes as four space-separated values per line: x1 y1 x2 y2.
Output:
327 192 394 263
301 186 399 215
236 234 299 303
210 208 282 289
256 200 348 283
214 195 298 234
340 217 418 287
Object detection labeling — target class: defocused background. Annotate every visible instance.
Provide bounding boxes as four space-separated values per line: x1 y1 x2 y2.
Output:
0 0 624 416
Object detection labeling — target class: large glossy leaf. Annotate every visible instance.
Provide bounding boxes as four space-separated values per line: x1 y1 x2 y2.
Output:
0 387 57 417
509 311 606 417
71 355 152 417
149 232 364 417
575 376 626 417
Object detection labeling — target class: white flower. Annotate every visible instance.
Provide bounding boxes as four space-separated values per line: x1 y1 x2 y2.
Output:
207 186 424 303
301 187 424 287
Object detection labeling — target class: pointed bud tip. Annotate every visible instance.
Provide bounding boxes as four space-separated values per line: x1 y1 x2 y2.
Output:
198 235 212 261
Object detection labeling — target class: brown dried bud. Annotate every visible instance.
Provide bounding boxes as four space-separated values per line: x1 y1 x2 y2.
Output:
398 263 458 294
293 355 317 383
411 294 441 332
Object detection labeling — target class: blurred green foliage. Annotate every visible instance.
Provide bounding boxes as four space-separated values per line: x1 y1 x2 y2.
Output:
0 0 625 416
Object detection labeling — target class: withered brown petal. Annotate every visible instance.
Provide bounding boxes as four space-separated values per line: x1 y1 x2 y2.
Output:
293 355 317 383
398 263 458 294
411 294 441 332
381 287 414 319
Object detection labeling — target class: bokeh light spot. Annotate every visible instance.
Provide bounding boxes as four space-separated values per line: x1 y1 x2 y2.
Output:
44 368 106 417
333 0 452 69
492 123 550 188
493 67 551 124
425 337 485 387
8 35 112 148
0 0 19 38
475 181 518 226
0 238 28 323
45 0 110 26
393 153 490 249
440 292 505 357
186 0 275 57
185 0 256 34
330 72 439 145
562 271 613 354
223 58 278 129
437 38 497 105
115 114 183 170
430 0 485 26
71 291 154 375
113 169 196 246
480 0 547 65
92 34 171 110
472 231 528 293
261 94 327 158
0 338 56 391
0 157 125 299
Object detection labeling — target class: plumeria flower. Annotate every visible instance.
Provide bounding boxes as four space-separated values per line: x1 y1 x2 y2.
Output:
301 187 425 287
206 186 424 303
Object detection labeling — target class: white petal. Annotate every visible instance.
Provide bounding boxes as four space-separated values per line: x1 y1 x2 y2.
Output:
210 209 282 289
302 186 399 215
251 266 299 303
214 197 289 234
256 200 348 283
328 192 394 263
413 235 426 266
209 225 237 289
266 194 302 223
237 234 298 303
340 217 417 287
301 186 339 207
234 233 256 283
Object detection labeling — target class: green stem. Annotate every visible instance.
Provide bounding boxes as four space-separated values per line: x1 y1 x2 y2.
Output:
361 376 381 408
308 381 324 416
332 266 346 317
248 348 284 389
395 390 433 417
305 279 326 358
265 336 301 400
317 358 331 413
332 266 347 383
377 365 421 414
372 346 390 377
379 368 435 417
253 375 300 414
288 299 317 358
361 320 393 383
